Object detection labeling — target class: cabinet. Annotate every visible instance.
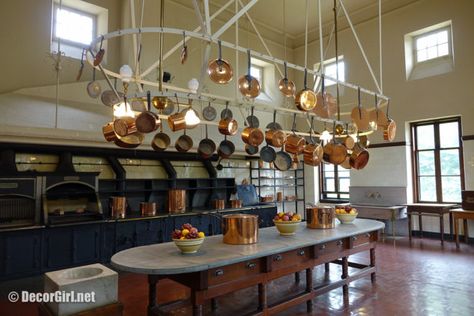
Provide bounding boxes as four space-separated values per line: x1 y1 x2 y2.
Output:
1 230 42 278
72 224 101 264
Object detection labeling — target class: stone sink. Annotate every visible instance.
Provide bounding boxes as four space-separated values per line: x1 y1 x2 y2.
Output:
44 263 118 316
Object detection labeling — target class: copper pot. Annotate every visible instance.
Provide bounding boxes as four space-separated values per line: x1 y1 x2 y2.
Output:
102 122 118 142
230 200 242 208
383 119 397 142
303 143 323 166
218 118 238 136
208 40 233 84
167 111 186 132
151 125 170 151
295 69 316 111
140 202 156 216
306 206 335 229
114 117 137 137
110 196 127 219
114 132 144 149
265 129 286 148
323 141 347 165
168 189 186 214
285 134 305 155
222 214 259 245
211 199 225 210
238 50 261 99
241 127 264 147
350 143 370 170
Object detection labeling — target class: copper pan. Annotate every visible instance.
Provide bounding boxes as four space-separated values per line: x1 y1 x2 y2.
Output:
351 87 370 131
151 124 170 151
113 116 137 137
285 134 305 155
102 122 118 142
384 119 397 142
136 91 161 133
241 127 264 147
167 109 186 132
265 111 286 147
295 69 317 111
217 136 235 158
208 40 233 84
218 117 238 136
349 143 370 170
114 132 144 149
197 125 216 159
238 50 260 99
175 130 193 152
322 124 347 165
278 61 296 97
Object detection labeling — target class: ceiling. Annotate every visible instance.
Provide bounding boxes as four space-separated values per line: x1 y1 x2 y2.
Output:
171 0 420 47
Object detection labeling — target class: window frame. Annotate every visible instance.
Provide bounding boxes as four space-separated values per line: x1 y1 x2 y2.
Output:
319 163 350 203
250 63 264 92
413 26 452 65
314 56 345 89
410 117 465 204
52 3 97 49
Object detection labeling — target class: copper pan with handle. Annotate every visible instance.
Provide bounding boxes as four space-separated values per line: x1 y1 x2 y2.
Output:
208 40 233 84
383 100 397 142
351 87 370 131
136 91 161 133
265 111 286 148
238 50 260 99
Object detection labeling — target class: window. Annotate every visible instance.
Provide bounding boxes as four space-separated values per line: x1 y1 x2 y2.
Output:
415 28 450 63
250 64 264 88
51 0 108 60
411 117 464 203
404 21 454 80
314 56 345 88
320 163 350 201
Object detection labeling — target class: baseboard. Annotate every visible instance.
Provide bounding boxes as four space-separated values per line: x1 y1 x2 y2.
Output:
411 230 474 243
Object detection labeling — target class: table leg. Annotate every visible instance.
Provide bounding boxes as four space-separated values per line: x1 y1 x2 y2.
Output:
449 212 454 241
463 219 469 244
191 292 203 316
294 271 301 283
440 214 445 244
370 248 376 283
306 268 313 312
408 213 412 241
341 257 349 298
391 219 396 238
324 262 330 272
454 216 460 249
211 298 217 311
419 214 423 238
258 283 267 311
147 275 159 315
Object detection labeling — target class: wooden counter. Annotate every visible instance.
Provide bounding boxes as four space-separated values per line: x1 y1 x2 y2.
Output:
112 219 385 315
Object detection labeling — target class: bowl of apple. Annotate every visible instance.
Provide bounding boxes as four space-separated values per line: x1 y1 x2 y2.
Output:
172 223 205 254
273 212 302 235
335 206 358 224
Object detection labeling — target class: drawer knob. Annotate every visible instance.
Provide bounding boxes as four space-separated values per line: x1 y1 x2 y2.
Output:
352 236 358 241
247 262 257 269
320 244 326 250
298 250 305 256
215 269 224 276
365 233 371 238
336 240 343 246
274 254 283 261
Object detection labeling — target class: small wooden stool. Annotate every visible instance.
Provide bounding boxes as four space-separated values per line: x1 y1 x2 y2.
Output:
451 208 474 248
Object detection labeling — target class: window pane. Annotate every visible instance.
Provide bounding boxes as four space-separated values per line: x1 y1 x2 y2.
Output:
339 178 350 192
419 176 437 201
439 122 459 148
441 176 461 202
56 8 94 45
418 151 435 175
340 194 349 199
325 178 335 191
324 60 345 86
438 43 449 57
440 149 460 175
417 49 428 62
427 46 438 59
416 37 427 49
416 125 435 149
250 66 262 83
437 30 448 44
327 193 337 198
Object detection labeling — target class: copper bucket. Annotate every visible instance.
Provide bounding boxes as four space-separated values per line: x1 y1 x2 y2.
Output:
140 202 157 216
230 200 242 208
168 189 186 214
211 199 225 210
306 206 335 229
222 214 259 245
110 196 127 219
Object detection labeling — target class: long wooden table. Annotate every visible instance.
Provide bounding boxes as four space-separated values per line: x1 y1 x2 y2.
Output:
111 219 385 315
406 203 458 243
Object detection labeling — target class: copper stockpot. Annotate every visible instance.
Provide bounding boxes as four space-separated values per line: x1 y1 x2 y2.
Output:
218 118 238 136
222 214 259 245
168 189 186 214
211 199 225 210
140 202 157 216
306 206 335 229
110 196 127 219
241 127 264 147
265 129 286 148
167 111 186 132
285 134 305 155
303 143 323 166
113 117 137 137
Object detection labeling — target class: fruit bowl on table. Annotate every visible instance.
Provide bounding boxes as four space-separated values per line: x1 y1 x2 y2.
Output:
172 237 205 254
335 207 358 224
273 220 302 235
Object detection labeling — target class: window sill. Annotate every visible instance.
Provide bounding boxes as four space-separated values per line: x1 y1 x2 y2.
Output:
319 199 350 204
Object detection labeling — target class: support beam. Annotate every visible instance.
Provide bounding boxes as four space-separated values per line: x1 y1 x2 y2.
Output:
192 0 206 33
338 0 382 94
140 0 234 78
213 0 259 39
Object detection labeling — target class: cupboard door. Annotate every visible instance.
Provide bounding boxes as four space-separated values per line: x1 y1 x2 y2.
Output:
116 221 136 251
44 227 73 270
73 224 101 264
4 231 42 277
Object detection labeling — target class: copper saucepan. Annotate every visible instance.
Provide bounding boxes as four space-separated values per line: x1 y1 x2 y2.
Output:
151 124 170 151
167 106 186 132
350 142 370 170
140 202 156 217
114 132 144 149
86 68 101 98
295 69 317 111
136 91 161 133
278 61 296 97
218 117 238 136
208 40 233 84
217 136 235 158
265 111 286 148
222 214 259 245
175 129 193 152
351 87 370 131
198 125 216 159
241 127 264 147
238 50 260 99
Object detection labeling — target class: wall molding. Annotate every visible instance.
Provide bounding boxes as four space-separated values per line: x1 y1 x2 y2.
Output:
369 141 407 148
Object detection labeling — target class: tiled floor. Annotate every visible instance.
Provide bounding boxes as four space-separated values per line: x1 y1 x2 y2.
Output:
1 237 473 316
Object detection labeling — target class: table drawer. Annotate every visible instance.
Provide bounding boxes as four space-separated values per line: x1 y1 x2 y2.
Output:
208 258 262 286
271 247 311 270
351 232 372 247
315 239 345 257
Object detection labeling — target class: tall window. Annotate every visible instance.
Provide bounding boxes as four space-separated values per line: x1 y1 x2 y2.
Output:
415 28 451 63
320 163 350 201
411 117 464 203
